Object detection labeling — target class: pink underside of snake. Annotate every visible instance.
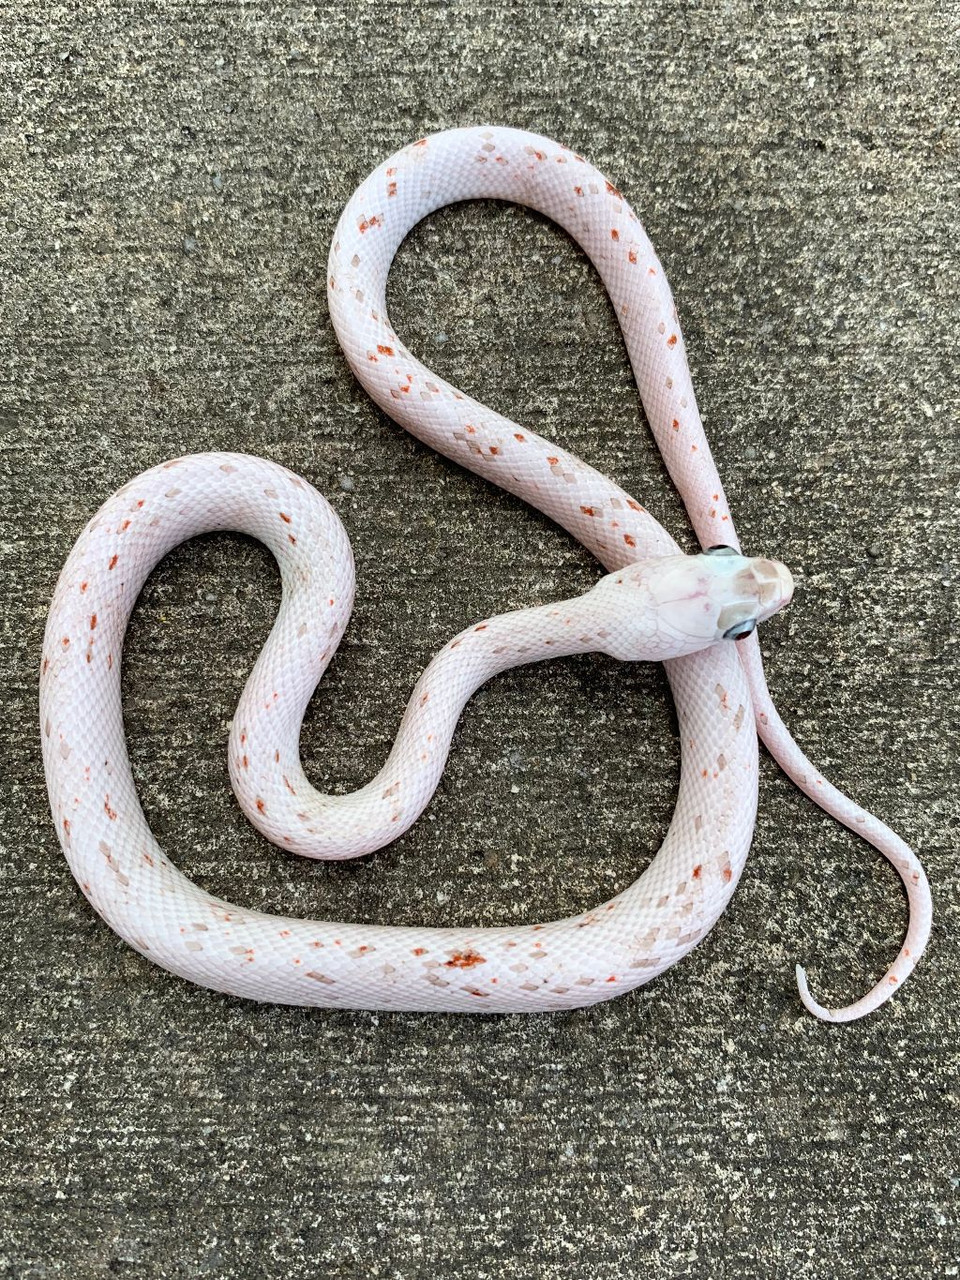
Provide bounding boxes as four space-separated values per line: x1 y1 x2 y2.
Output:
39 126 931 1020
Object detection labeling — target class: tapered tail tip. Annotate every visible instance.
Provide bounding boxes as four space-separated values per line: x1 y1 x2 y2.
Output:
795 964 841 1023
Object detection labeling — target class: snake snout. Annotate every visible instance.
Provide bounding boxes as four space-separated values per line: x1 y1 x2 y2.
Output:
750 557 794 619
715 556 794 640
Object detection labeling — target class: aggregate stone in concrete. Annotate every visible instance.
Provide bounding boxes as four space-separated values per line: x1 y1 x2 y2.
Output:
1 4 957 1278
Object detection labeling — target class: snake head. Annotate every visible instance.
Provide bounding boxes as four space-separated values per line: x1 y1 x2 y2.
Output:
588 549 794 660
695 544 795 641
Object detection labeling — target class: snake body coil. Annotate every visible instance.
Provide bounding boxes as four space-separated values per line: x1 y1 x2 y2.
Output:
40 127 931 1020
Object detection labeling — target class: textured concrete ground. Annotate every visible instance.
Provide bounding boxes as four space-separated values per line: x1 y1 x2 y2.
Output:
1 3 958 1277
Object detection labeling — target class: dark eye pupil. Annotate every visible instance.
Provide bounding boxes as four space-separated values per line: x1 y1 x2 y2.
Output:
705 544 738 557
723 619 757 641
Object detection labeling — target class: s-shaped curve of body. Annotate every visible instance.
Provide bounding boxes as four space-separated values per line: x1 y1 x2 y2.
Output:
40 126 931 1021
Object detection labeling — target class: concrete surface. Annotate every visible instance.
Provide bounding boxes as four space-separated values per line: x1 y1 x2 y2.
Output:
1 3 958 1277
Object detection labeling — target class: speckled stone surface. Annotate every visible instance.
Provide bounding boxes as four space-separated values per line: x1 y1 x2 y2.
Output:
1 4 958 1277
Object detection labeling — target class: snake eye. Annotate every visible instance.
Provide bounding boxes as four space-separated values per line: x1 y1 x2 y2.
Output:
705 544 738 557
723 618 757 641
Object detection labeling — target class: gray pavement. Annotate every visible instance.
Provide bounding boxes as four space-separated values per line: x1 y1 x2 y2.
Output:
1 3 958 1277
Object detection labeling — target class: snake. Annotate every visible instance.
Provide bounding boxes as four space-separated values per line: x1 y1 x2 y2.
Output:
39 126 931 1021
